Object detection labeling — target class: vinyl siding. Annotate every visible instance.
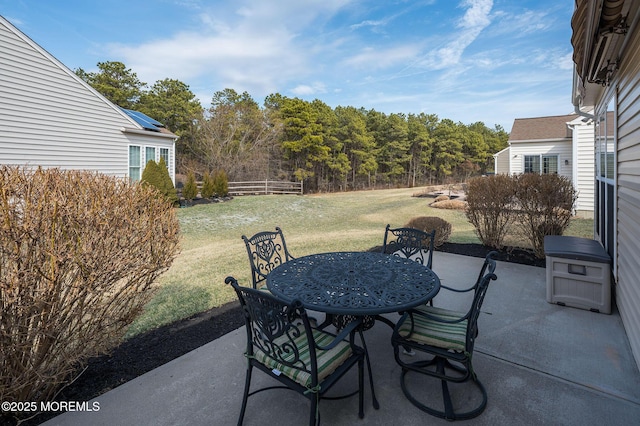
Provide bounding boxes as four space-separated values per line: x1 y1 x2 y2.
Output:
0 18 175 182
612 17 640 372
573 122 595 215
509 140 573 179
493 147 510 174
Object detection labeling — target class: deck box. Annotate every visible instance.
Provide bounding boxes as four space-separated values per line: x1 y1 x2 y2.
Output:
544 236 611 314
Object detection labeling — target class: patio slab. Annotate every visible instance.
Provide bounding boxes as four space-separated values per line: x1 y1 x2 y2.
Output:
42 252 640 425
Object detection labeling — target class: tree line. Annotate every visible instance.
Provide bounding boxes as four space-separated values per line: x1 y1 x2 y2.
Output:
76 61 509 192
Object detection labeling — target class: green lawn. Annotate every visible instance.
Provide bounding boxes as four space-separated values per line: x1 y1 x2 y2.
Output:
126 187 594 337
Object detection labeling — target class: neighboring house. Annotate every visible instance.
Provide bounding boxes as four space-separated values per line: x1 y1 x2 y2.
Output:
571 0 640 370
0 16 177 183
493 113 595 217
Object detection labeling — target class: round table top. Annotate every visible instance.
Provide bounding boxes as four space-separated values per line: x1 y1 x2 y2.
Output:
266 251 440 315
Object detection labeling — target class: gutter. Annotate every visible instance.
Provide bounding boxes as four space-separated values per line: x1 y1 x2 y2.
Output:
121 127 178 140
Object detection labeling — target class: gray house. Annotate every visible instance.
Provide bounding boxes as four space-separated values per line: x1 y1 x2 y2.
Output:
571 0 640 370
0 15 177 183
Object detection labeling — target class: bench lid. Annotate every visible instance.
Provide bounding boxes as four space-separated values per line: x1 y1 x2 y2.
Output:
544 236 611 263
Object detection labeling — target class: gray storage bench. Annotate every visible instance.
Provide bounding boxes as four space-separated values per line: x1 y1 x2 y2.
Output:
544 235 611 314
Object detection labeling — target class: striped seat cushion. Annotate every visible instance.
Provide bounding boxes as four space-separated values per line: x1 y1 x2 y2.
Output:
398 306 468 351
254 329 353 389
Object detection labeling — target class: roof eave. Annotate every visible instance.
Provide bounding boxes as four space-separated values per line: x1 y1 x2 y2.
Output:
121 127 178 140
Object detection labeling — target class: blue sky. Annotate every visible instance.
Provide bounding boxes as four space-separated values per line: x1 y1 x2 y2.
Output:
1 0 575 132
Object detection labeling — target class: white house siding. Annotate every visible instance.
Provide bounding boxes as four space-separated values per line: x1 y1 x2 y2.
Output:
508 140 573 179
572 120 595 216
0 17 175 182
612 19 640 371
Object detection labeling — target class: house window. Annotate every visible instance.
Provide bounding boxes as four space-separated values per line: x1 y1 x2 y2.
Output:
542 156 558 174
160 148 169 167
129 145 141 182
595 97 616 262
524 155 540 173
145 147 156 166
524 155 558 174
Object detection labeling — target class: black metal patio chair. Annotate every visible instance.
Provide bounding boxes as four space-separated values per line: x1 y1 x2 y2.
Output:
241 227 295 290
382 224 436 269
391 252 498 421
226 276 366 426
383 224 436 309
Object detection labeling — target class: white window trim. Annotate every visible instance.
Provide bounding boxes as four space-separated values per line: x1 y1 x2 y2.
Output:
128 145 142 182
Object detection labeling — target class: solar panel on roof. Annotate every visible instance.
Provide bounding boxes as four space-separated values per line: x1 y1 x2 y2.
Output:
120 108 165 132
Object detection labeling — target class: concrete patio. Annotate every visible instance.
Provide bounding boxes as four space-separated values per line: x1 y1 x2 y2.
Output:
43 252 640 425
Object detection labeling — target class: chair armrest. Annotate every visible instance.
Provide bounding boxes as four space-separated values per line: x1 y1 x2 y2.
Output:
314 316 363 351
439 283 476 293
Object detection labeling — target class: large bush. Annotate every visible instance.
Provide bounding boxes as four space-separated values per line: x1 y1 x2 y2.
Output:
465 175 517 248
513 173 577 257
405 216 452 247
0 167 180 416
141 158 178 205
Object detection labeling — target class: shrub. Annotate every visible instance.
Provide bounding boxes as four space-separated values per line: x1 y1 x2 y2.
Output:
431 199 467 210
141 159 178 205
513 173 577 258
213 169 229 197
0 166 180 416
182 171 198 201
465 175 517 249
201 171 215 199
157 157 178 205
433 194 450 202
405 216 452 247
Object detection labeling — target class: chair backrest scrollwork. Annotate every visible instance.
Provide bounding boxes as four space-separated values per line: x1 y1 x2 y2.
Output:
242 227 295 289
382 224 436 269
226 277 317 383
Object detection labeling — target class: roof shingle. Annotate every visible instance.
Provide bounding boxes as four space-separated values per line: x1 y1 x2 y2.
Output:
509 114 579 142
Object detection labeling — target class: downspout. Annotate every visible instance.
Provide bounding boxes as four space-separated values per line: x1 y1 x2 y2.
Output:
574 103 595 120
566 121 580 215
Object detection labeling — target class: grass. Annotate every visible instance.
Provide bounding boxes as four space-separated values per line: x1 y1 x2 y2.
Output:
125 187 594 337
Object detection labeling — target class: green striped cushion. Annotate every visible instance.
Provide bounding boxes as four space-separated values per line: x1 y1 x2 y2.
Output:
254 329 353 389
398 306 468 351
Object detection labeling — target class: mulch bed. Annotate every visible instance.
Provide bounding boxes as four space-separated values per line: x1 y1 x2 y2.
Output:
4 242 543 426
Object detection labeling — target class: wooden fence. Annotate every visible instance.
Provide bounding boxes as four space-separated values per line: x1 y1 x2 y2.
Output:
227 180 303 195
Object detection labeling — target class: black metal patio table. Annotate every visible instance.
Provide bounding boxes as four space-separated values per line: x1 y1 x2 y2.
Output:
266 251 441 408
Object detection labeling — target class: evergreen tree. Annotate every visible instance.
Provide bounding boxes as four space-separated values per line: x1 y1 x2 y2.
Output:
141 159 178 205
157 157 178 204
182 172 198 201
212 170 229 197
201 171 215 198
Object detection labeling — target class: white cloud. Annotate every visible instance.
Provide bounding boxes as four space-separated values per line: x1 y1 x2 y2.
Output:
343 45 423 69
418 0 493 70
457 0 493 30
291 82 328 96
